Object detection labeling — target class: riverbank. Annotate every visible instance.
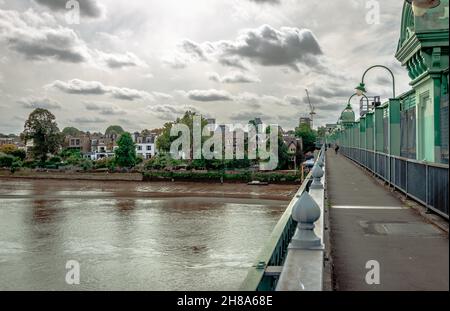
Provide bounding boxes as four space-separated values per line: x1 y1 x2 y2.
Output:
0 168 302 184
0 169 142 181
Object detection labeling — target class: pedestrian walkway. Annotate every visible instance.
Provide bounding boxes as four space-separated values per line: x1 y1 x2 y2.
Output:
326 150 449 291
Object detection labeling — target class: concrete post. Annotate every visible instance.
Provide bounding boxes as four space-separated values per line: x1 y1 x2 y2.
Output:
289 191 322 249
310 164 324 189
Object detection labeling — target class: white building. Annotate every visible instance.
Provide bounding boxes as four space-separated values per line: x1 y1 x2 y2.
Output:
133 132 157 159
136 142 156 159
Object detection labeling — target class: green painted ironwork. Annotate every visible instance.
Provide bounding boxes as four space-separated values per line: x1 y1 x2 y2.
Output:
239 150 323 291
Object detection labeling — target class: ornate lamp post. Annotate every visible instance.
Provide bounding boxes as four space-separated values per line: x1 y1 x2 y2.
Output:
346 92 370 116
355 65 396 98
405 0 441 16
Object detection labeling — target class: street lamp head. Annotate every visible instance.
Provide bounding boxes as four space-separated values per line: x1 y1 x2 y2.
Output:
405 0 441 16
355 82 366 96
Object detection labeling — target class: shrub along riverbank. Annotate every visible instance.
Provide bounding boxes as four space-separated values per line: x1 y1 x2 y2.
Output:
0 168 302 184
142 170 302 184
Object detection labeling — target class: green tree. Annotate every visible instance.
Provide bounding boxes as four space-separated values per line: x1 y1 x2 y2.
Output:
263 126 289 170
114 132 137 168
62 127 82 136
21 108 62 164
105 125 125 136
11 149 27 161
295 123 317 153
0 152 15 167
156 111 209 156
317 126 326 139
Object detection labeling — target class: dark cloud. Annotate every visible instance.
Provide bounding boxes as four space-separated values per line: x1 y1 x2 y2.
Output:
217 25 322 71
179 39 209 61
84 101 125 115
170 25 322 71
18 96 62 109
284 95 302 106
230 111 270 122
218 57 249 70
0 9 89 63
149 104 199 120
34 0 105 18
71 116 107 123
187 89 233 102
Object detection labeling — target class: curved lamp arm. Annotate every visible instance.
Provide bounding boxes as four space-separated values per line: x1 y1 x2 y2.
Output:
348 93 369 106
357 65 396 98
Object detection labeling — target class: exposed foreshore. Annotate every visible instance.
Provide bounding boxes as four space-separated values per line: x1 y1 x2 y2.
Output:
0 177 298 202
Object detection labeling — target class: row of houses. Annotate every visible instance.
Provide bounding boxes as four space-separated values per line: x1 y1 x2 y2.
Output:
64 132 158 160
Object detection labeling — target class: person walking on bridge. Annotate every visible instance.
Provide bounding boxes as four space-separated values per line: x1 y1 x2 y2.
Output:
335 144 340 155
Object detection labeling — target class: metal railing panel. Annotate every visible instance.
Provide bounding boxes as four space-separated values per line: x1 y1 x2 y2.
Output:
427 166 449 217
406 161 427 203
340 147 448 219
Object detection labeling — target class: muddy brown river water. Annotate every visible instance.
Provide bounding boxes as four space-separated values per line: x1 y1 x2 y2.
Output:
0 178 297 290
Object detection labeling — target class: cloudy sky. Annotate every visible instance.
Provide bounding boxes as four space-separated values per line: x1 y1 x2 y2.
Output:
0 0 411 134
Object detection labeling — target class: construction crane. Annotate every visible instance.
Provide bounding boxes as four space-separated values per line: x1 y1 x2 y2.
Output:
305 89 316 129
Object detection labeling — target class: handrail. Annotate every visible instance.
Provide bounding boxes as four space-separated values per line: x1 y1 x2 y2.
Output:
344 147 449 169
239 149 323 291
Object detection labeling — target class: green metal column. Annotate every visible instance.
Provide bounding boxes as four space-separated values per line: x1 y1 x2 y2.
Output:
389 99 401 156
360 117 366 150
375 107 384 152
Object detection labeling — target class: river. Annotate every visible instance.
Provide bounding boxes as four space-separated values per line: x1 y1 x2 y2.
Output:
0 178 296 290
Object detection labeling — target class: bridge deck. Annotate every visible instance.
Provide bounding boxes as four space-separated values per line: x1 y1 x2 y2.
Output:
327 150 449 291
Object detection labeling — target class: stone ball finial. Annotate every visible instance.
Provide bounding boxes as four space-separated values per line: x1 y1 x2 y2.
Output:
317 156 324 168
310 164 324 189
292 191 320 225
290 191 322 249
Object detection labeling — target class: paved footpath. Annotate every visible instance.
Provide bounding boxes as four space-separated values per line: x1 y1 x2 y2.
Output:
326 150 449 291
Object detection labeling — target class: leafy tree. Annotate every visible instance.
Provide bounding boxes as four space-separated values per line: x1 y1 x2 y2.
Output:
262 126 289 170
144 153 182 170
295 123 317 153
114 132 137 168
317 126 326 139
105 125 125 136
79 159 93 171
0 144 17 154
94 157 116 170
156 111 209 157
59 148 82 160
21 108 63 164
0 153 15 167
62 127 82 136
11 149 27 161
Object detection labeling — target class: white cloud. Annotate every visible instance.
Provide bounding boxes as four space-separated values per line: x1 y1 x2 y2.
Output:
186 89 234 102
34 0 105 19
95 50 147 69
208 71 260 83
47 79 154 101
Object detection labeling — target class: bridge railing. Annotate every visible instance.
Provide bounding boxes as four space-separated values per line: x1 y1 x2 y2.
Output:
239 147 324 291
341 146 449 218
